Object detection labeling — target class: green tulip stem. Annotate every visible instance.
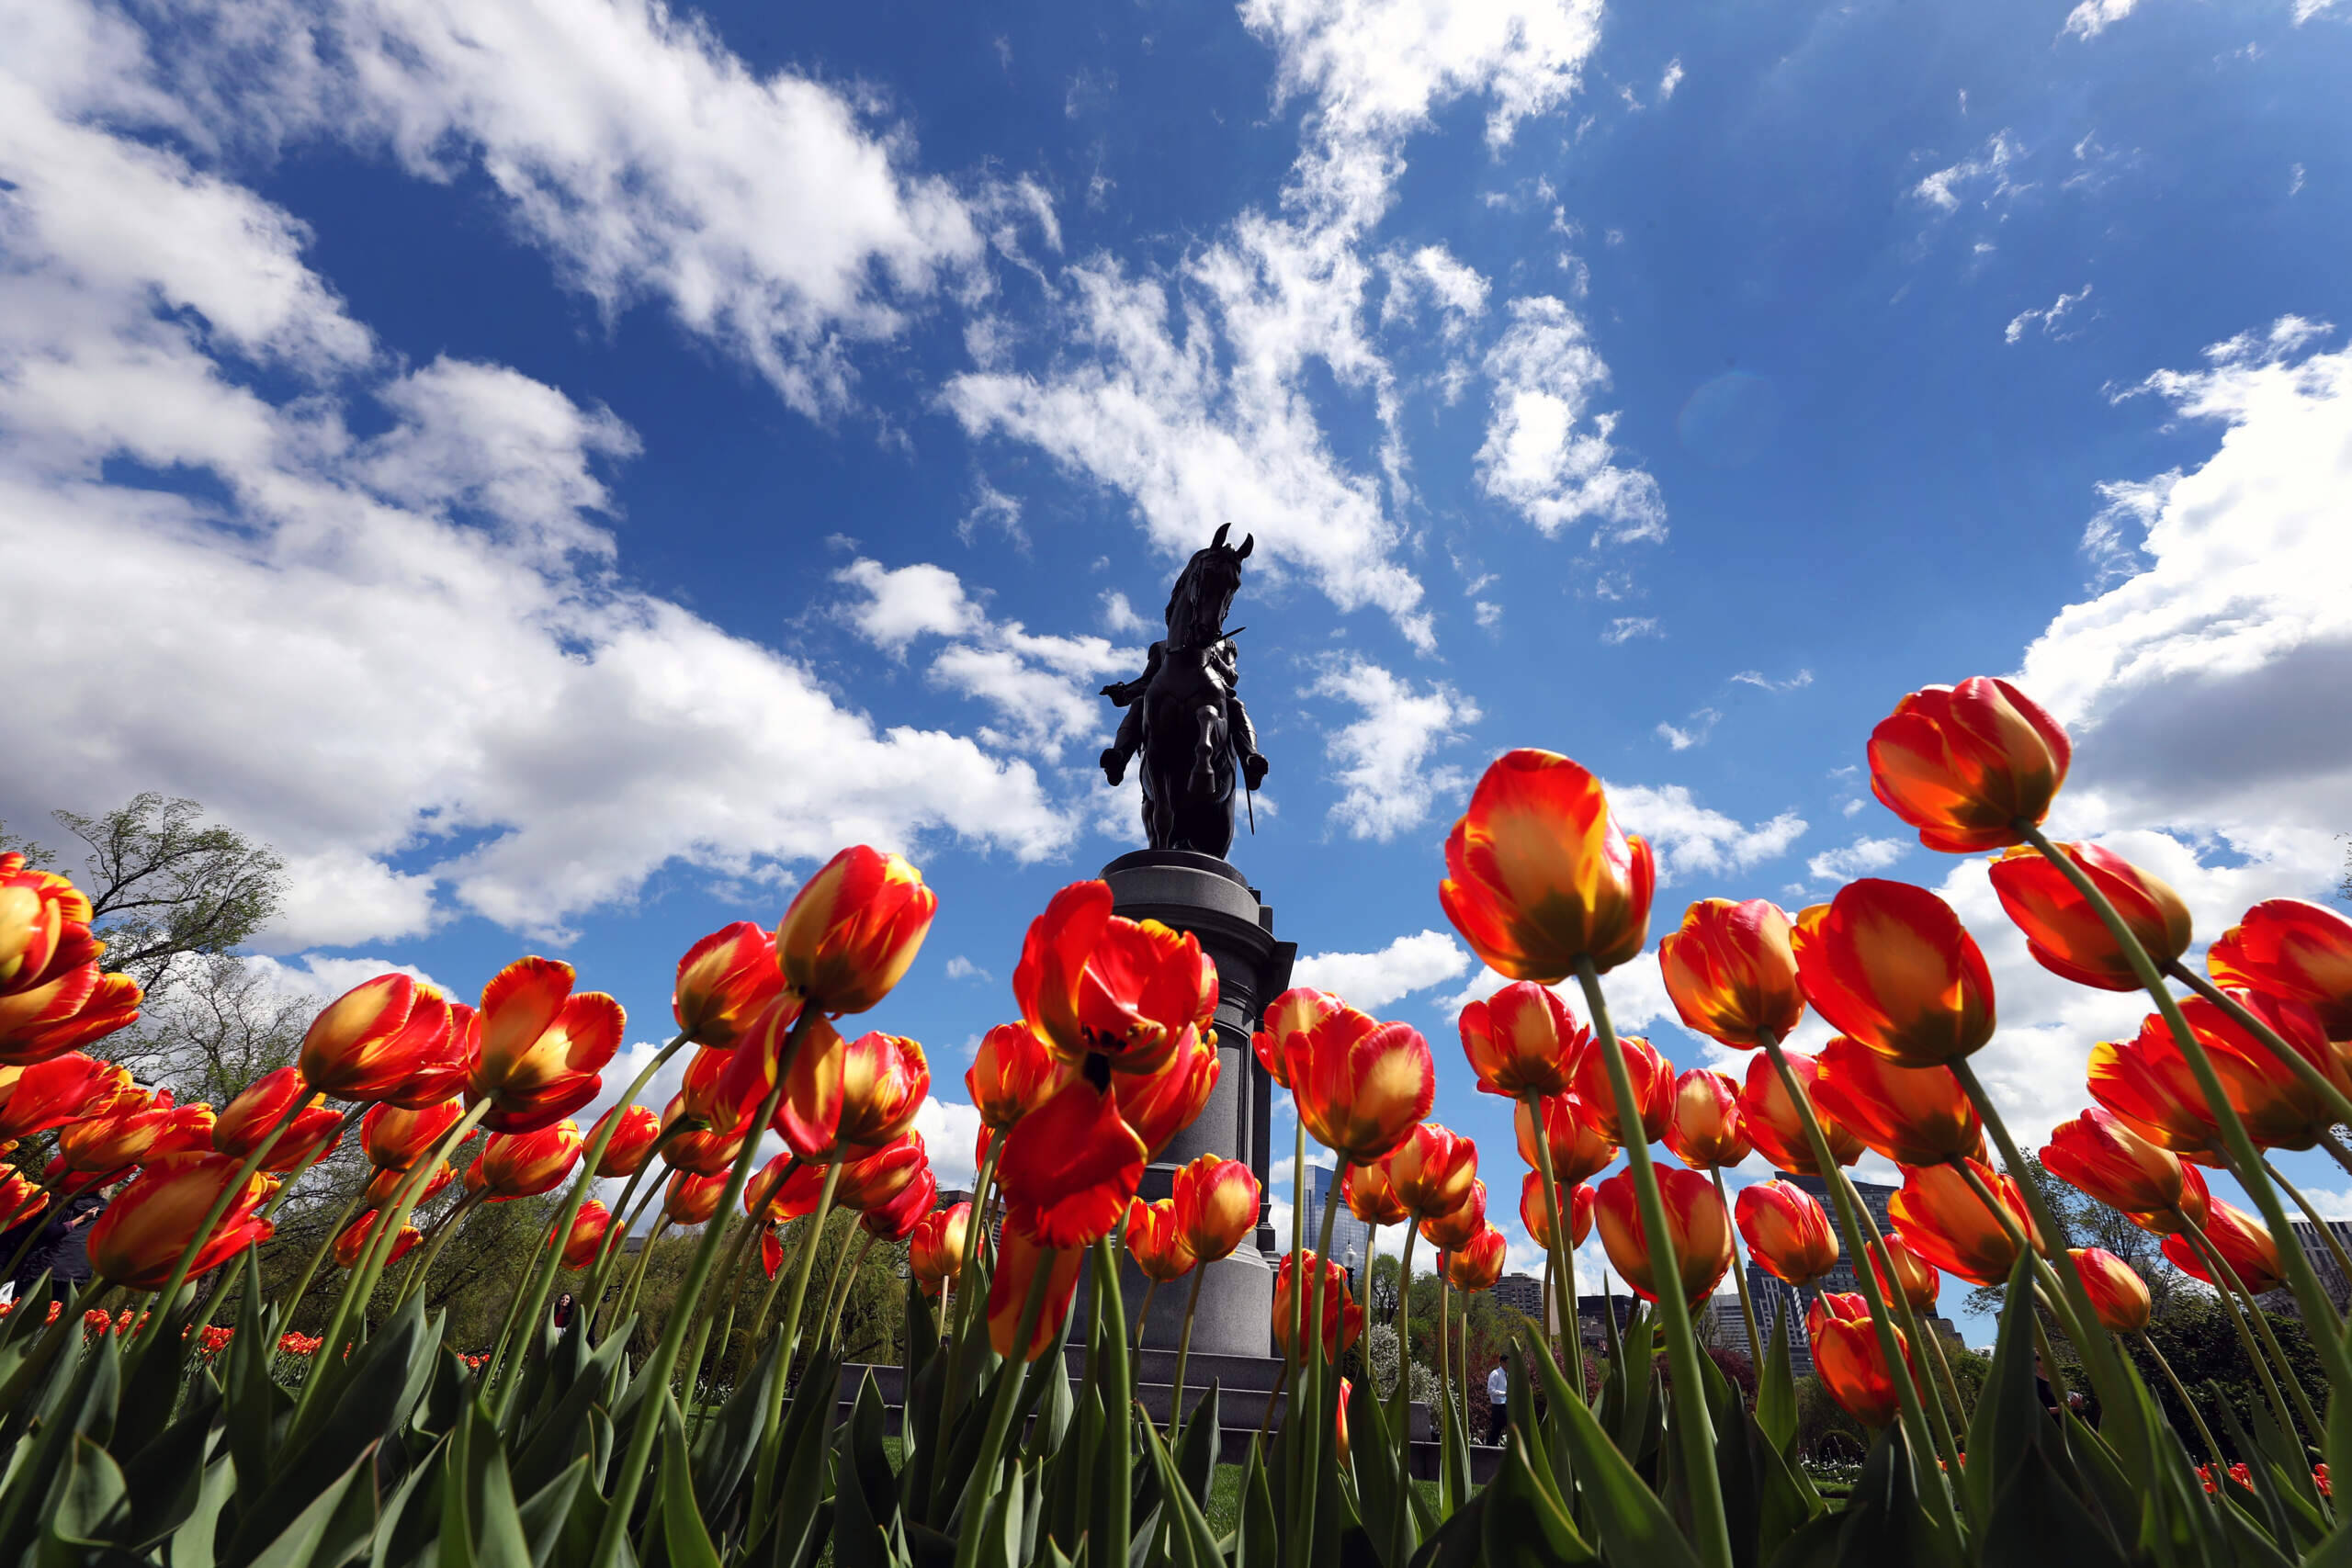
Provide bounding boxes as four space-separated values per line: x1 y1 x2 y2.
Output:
1135 1280 1156 1353
2267 1157 2352 1320
487 1028 691 1414
1526 1088 1587 1395
589 1000 818 1568
2164 959 2352 1149
1389 1220 1419 1499
1291 1160 1346 1552
127 1091 308 1368
1435 1271 1453 1472
394 1188 487 1309
949 1260 1053 1568
2137 1331 2227 1473
613 1214 673 1327
1712 1166 1764 1372
2181 1216 2319 1442
1579 955 1736 1568
745 1155 845 1534
2017 819 2352 1393
291 1097 490 1433
939 1133 1005 1427
256 1102 368 1223
1758 1030 1960 1546
582 1122 695 1315
823 1230 877 1347
589 1174 673 1337
813 1213 860 1341
274 1183 368 1325
1838 1170 1968 1501
1168 1259 1207 1440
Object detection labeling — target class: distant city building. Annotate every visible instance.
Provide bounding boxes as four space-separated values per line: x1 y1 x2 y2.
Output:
2288 1221 2352 1314
1305 1165 1374 1297
1746 1269 1813 1378
1493 1271 1544 1321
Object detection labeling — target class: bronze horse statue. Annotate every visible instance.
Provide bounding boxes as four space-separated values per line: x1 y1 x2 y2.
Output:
1099 525 1270 858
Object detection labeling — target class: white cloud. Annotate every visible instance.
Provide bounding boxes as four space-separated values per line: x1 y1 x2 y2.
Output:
950 0 1610 655
958 481 1027 547
913 1096 984 1190
1601 616 1662 645
2005 284 2094 344
1604 784 1808 884
1656 708 1722 751
1804 836 1907 883
1101 590 1153 637
1657 59 1685 101
0 28 1080 948
1380 244 1490 333
2061 0 2138 39
1309 659 1482 840
833 557 1137 757
1476 296 1666 543
1293 930 1472 1010
1730 669 1814 692
1913 130 2029 214
943 955 990 983
162 0 1001 419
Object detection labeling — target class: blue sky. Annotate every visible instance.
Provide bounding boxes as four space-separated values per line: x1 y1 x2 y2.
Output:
6 0 2350 1343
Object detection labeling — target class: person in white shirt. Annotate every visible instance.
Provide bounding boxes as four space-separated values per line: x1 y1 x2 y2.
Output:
1487 1356 1510 1445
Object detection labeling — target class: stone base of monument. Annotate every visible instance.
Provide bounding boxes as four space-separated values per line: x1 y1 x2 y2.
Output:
833 1358 1494 1479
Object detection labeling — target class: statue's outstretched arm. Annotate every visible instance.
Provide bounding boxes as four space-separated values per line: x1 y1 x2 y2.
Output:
1100 641 1165 706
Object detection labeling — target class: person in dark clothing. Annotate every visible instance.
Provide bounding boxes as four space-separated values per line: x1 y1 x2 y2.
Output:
7 1189 107 1299
552 1292 577 1329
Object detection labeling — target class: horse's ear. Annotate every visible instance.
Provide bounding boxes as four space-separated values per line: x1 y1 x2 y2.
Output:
1236 534 1253 559
1211 523 1230 549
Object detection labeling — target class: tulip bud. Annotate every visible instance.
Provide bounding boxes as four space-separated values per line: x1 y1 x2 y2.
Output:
0 857 98 995
1272 1249 1363 1363
1173 1154 1262 1263
863 1168 937 1243
1013 881 1216 1075
1282 1012 1435 1167
1594 1166 1733 1306
2209 899 2352 1039
334 1208 421 1269
658 1092 752 1177
910 1201 971 1295
1870 1231 1941 1313
1810 1037 1984 1168
1442 1225 1508 1292
1810 1298 1912 1428
1516 1092 1617 1186
745 1152 829 1222
1739 1050 1864 1175
662 1168 728 1227
1867 676 2071 852
1384 1122 1478 1222
1458 981 1584 1100
1571 1034 1673 1146
988 1216 1088 1360
367 1160 453 1208
86 1151 275 1291
1419 1179 1488 1252
475 1120 584 1201
1792 881 1996 1067
967 1021 1069 1129
673 921 785 1046
1988 843 2192 991
835 1132 928 1213
298 974 424 1100
2071 1247 2151 1333
1665 1068 1750 1170
213 1066 344 1173
1440 750 1656 981
2161 1200 2284 1294
0 1054 130 1142
0 969 142 1066
778 1027 929 1161
1736 1179 1840 1287
59 1089 209 1177
1886 1159 2041 1287
1254 987 1345 1090
1520 1172 1595 1251
1658 898 1807 1049
1127 1197 1197 1283
555 1201 611 1270
1114 1030 1218 1158
1340 1159 1408 1226
776 846 937 1015
2041 1108 2201 1233
471 958 624 1133
589 1101 662 1177
0 1169 43 1231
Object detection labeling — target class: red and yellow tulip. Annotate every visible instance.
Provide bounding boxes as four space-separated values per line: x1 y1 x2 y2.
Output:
1867 676 2071 852
1383 1122 1478 1222
834 1132 928 1213
1520 1174 1595 1251
1439 750 1655 981
213 1066 344 1172
2072 1247 2152 1333
1458 980 1583 1099
334 1209 420 1269
1272 1249 1363 1363
1516 1091 1617 1185
470 958 624 1133
1792 881 1996 1067
473 1119 584 1201
1278 1010 1434 1167
1014 881 1216 1075
995 1074 1148 1248
2209 899 2352 1039
86 1151 275 1290
1571 1032 1673 1146
910 1201 971 1295
776 845 937 1015
589 1101 662 1178
1886 1159 2040 1286
1870 1231 1941 1313
1442 1225 1508 1292
0 1054 129 1142
777 1026 929 1161
1810 1037 1984 1167
1595 1166 1734 1305
556 1201 611 1269
662 1168 729 1227
1126 1197 1196 1283
2161 1200 2284 1295
1658 898 1806 1049
2041 1108 2207 1233
1736 1179 1839 1287
1988 842 2192 991
967 1021 1069 1130
673 920 785 1046
1665 1067 1750 1170
1173 1154 1261 1263
1739 1051 1863 1175
1808 1291 1913 1427
987 1217 1088 1360
1114 1030 1219 1158
1419 1179 1488 1252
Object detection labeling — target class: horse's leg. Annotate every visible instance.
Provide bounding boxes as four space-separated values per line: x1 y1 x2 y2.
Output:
1189 704 1223 796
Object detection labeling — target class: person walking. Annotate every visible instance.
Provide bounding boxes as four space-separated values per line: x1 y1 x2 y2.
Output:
1487 1354 1510 1445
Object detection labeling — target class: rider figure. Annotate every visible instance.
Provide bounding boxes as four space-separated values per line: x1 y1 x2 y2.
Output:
1098 637 1270 793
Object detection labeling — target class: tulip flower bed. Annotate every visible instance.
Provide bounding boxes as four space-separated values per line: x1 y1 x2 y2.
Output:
3 673 2352 1567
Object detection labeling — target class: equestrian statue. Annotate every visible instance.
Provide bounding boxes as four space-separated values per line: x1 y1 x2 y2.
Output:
1098 525 1271 859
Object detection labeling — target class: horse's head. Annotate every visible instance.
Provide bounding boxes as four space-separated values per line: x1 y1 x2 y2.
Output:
1165 523 1252 645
